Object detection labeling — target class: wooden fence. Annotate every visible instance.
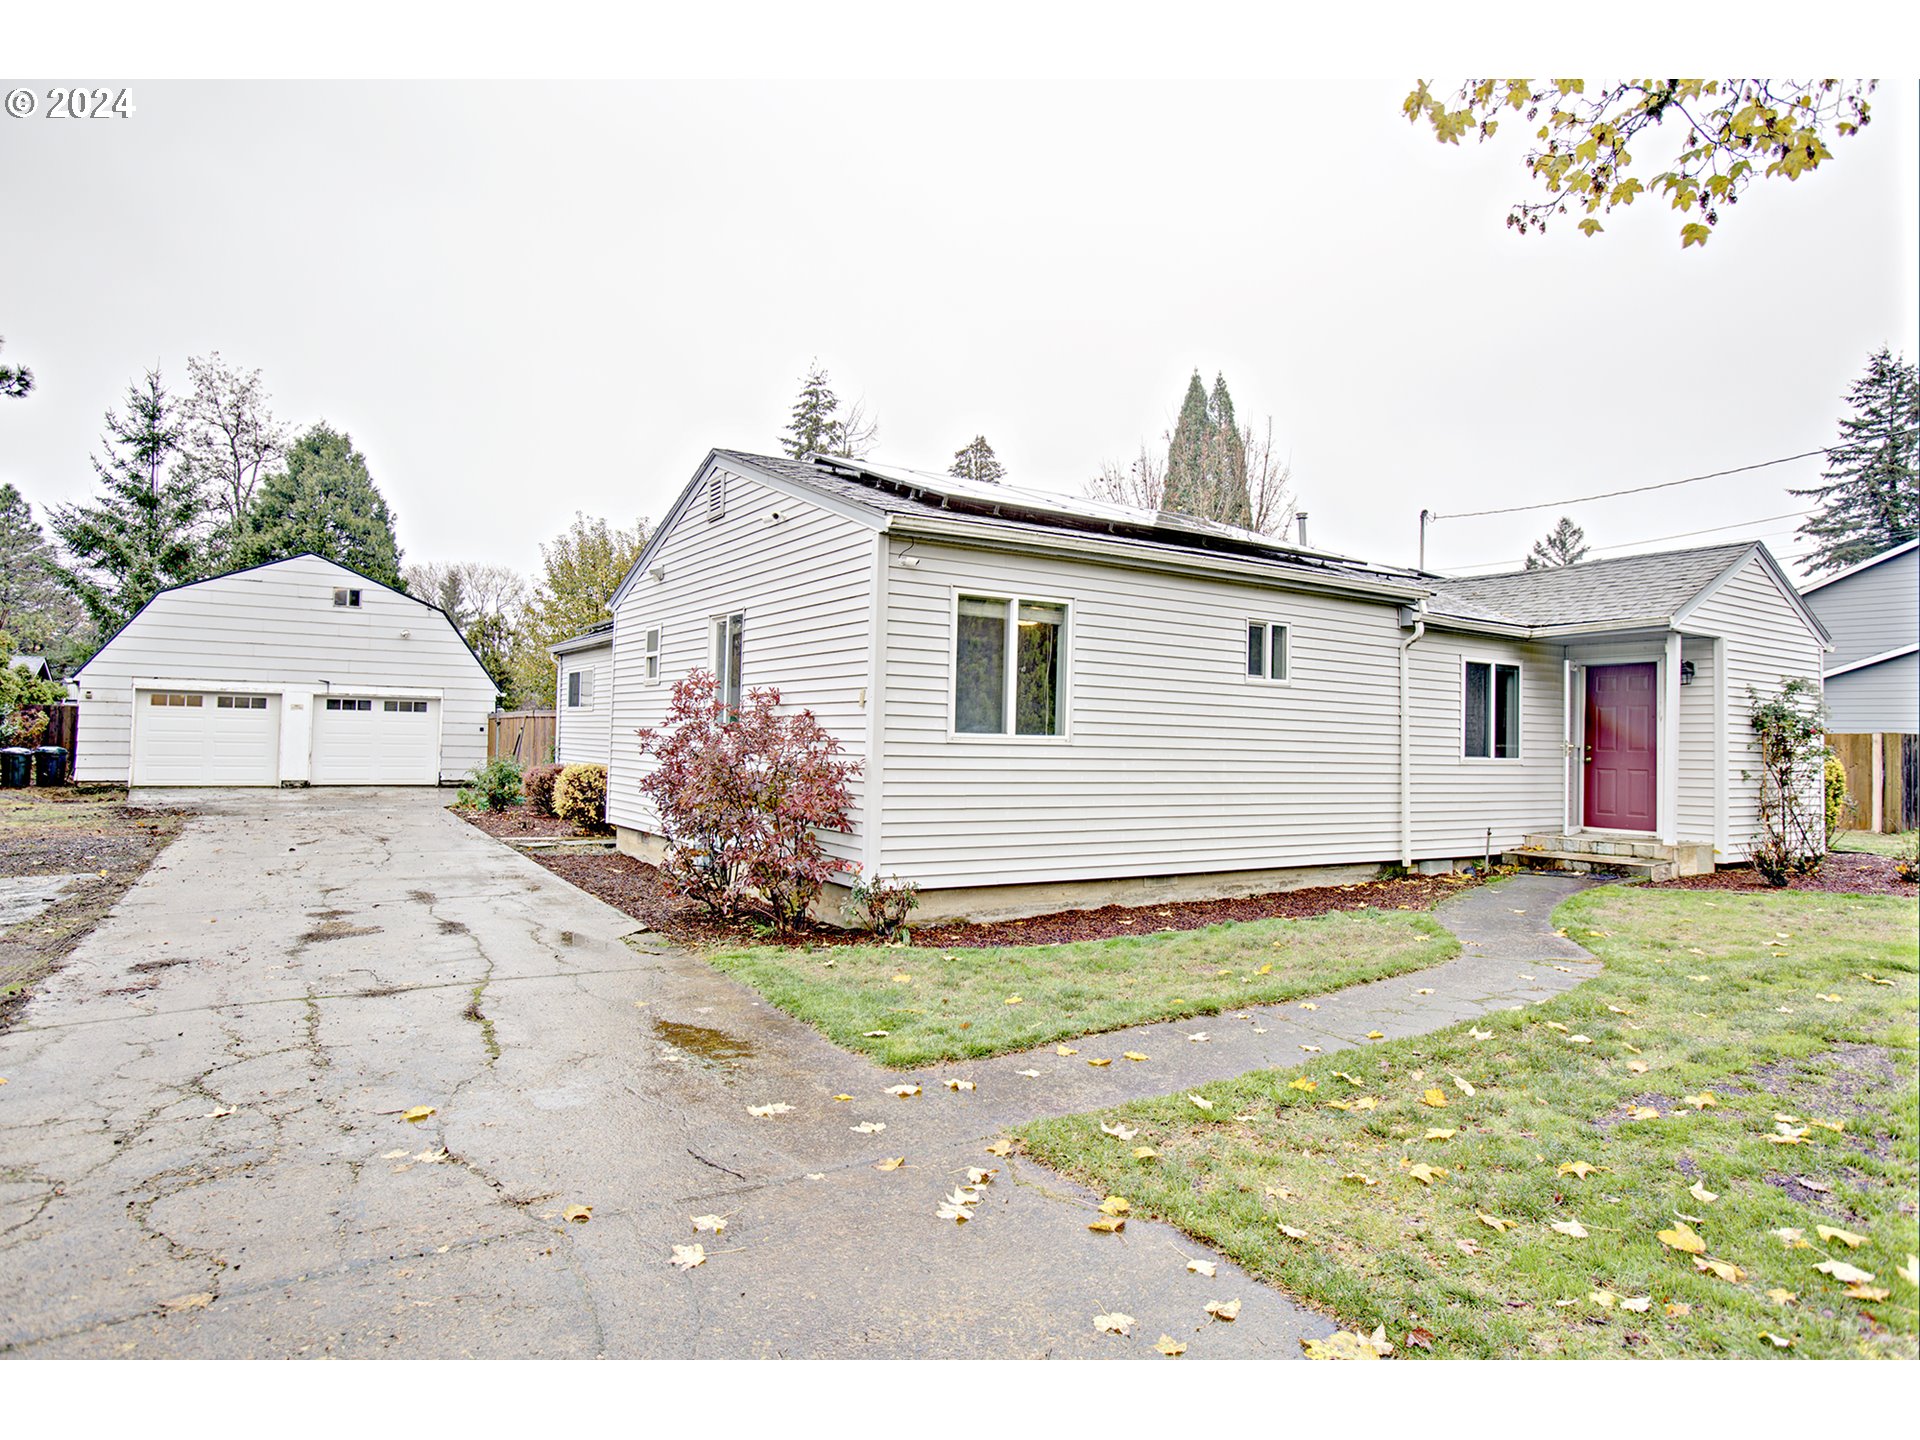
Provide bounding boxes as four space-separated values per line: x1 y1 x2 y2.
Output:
487 709 556 768
1828 731 1918 833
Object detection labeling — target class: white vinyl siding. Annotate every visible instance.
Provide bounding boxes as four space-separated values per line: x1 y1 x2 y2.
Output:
1686 554 1829 859
1824 652 1918 735
1407 635 1564 860
1675 635 1718 845
73 554 496 786
1803 546 1917 673
607 464 873 868
553 640 614 768
879 538 1422 888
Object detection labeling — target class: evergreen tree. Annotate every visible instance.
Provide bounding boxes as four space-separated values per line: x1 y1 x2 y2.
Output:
949 436 1006 484
1162 371 1212 515
0 484 88 659
1 334 32 400
48 369 211 637
1203 372 1252 527
1791 347 1919 574
781 360 878 460
232 422 404 586
1525 516 1591 569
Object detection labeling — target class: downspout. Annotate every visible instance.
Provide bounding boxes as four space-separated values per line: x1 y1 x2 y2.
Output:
1398 602 1427 868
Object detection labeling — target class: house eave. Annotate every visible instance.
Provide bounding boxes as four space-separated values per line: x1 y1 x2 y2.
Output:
885 514 1428 604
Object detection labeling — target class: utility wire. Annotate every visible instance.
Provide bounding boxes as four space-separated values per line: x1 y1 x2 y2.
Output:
1433 449 1831 521
1445 508 1814 573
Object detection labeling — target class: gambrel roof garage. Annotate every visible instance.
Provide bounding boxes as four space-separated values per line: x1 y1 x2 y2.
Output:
71 554 498 787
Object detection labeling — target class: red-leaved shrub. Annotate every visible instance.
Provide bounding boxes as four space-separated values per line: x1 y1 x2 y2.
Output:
523 762 566 816
637 671 859 935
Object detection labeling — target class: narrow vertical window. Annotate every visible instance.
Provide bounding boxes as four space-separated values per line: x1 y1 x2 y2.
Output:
712 613 745 714
644 627 661 683
1493 663 1520 758
1247 622 1267 678
1014 601 1065 736
1464 662 1491 757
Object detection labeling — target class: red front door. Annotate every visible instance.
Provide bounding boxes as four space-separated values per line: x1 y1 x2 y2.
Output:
1584 663 1657 832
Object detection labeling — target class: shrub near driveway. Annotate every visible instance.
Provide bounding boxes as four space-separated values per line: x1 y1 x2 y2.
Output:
1017 887 1919 1359
703 909 1458 1066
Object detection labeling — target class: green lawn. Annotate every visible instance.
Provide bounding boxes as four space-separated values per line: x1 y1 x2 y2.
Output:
702 910 1460 1067
1833 829 1916 859
1018 886 1919 1358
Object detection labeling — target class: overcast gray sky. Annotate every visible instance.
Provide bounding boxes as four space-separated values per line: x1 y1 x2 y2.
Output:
2 79 1914 581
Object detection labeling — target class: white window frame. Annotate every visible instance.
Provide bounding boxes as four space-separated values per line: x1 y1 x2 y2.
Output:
566 668 593 708
643 627 661 684
1461 655 1523 762
711 611 745 713
1245 619 1292 684
947 589 1073 742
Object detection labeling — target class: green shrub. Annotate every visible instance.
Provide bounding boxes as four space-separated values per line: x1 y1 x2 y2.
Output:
524 762 566 816
458 757 524 813
846 873 920 940
1897 835 1919 884
554 763 610 834
1823 752 1850 842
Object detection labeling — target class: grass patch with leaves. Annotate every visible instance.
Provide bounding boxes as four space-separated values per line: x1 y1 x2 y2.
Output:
703 909 1459 1066
1833 829 1917 860
1017 886 1918 1358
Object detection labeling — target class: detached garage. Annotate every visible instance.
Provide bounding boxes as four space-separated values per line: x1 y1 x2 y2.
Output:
72 554 498 787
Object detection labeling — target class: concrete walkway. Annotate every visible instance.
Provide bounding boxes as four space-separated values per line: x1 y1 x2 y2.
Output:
0 790 1604 1359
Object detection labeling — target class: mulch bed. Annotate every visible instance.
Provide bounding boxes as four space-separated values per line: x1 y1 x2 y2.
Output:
453 805 589 841
521 846 1481 950
1652 850 1916 898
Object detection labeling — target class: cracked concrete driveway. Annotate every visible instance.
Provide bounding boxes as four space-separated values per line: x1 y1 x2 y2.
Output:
0 789 1601 1359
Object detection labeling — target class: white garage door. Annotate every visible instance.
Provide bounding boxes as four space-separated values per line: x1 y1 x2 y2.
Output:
132 691 281 786
310 696 440 785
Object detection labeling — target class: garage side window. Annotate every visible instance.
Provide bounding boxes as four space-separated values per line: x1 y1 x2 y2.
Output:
325 698 374 713
150 693 202 707
333 588 361 607
216 696 269 710
566 669 595 708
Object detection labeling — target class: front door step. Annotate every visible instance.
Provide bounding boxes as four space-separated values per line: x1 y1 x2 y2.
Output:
1505 833 1714 881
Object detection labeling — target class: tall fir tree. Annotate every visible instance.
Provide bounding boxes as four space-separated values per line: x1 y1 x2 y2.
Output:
1203 372 1252 527
0 484 88 660
231 422 404 586
1791 347 1919 574
1525 516 1591 569
781 360 878 460
1162 371 1213 515
949 436 1006 484
48 369 212 638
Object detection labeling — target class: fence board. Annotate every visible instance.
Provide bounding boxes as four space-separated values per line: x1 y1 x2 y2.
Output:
488 710 555 768
1828 731 1917 833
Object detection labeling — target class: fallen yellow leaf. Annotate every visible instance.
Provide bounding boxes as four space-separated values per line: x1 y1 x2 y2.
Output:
401 1106 436 1123
873 1157 905 1171
1817 1225 1867 1249
1093 1312 1133 1335
1155 1335 1186 1356
561 1204 592 1224
1205 1298 1241 1322
1658 1222 1707 1256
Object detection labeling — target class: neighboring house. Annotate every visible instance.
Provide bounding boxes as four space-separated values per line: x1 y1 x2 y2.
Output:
551 621 614 767
72 554 498 787
1799 539 1918 831
8 654 53 682
604 450 1831 922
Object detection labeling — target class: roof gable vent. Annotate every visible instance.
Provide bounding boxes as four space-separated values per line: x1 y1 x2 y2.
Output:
707 471 727 522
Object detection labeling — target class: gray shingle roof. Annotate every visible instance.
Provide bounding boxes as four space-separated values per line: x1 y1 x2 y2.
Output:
1424 542 1756 627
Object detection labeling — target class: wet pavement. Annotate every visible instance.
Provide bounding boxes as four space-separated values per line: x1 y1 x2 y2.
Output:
0 789 1603 1358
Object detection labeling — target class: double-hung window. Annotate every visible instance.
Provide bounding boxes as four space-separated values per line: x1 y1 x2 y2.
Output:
1463 660 1521 759
711 612 745 714
953 593 1068 737
1246 621 1290 682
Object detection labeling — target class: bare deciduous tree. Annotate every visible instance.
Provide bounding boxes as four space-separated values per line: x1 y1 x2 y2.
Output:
181 352 289 529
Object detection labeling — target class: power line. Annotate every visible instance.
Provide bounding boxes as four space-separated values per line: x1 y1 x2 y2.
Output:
1445 509 1814 574
1433 449 1831 521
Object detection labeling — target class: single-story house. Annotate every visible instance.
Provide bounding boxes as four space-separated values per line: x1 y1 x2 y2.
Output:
72 553 498 787
551 620 615 767
602 450 1831 922
1798 538 1917 831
